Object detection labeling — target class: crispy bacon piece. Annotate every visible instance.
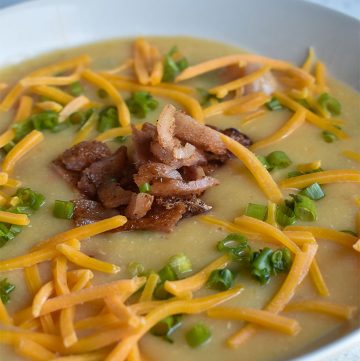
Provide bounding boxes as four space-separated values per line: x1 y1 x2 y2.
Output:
133 163 182 186
97 181 133 208
155 196 212 216
180 166 206 181
125 193 154 220
150 177 219 197
59 141 111 171
119 203 186 233
72 199 119 226
52 159 81 187
131 124 156 166
78 146 128 198
174 111 227 155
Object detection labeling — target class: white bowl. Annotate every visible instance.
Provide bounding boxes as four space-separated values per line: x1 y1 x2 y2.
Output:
0 0 359 360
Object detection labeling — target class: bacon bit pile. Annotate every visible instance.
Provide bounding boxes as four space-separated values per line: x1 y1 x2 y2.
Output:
53 105 252 232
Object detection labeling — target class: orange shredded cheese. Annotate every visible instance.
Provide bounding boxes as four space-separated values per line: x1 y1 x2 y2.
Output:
0 129 15 149
103 58 134 75
175 54 314 86
150 46 164 86
0 84 25 112
242 109 266 124
284 225 357 248
0 172 9 186
221 133 284 203
266 200 278 227
234 215 299 254
224 93 270 115
57 243 121 274
35 100 63 113
33 215 127 251
31 85 74 105
227 243 317 347
203 92 266 118
280 169 360 189
128 344 141 361
207 306 300 335
20 72 81 87
315 60 327 91
0 298 13 325
297 160 322 173
309 258 330 297
58 95 90 123
105 287 243 361
104 296 141 328
274 91 347 139
285 300 357 320
353 239 360 252
95 125 136 142
104 74 204 123
250 109 306 151
14 95 34 123
0 210 29 226
3 178 22 188
133 38 151 85
139 273 160 302
209 65 271 98
72 113 97 145
342 150 360 163
164 254 231 298
38 277 145 316
2 129 44 173
81 69 130 127
32 281 54 318
15 337 55 361
302 47 315 72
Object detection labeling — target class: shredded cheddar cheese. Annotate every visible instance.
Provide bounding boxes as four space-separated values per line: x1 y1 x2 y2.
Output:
224 93 270 115
0 84 25 112
309 259 330 297
221 134 284 203
57 243 121 274
35 100 63 113
14 96 34 123
0 298 13 325
58 95 90 123
285 300 357 320
133 38 151 85
95 125 135 142
297 160 322 173
2 129 44 173
139 273 160 302
0 210 29 226
72 113 97 145
280 169 360 189
208 306 300 335
0 172 9 186
165 254 232 298
342 150 360 163
302 47 315 72
315 60 327 91
31 85 74 105
0 129 15 149
15 337 55 361
209 65 271 98
250 109 306 151
81 69 130 127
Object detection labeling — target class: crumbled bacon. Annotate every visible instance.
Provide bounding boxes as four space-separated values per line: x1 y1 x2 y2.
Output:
53 104 253 233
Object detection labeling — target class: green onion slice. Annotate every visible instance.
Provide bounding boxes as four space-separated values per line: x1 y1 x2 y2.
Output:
291 194 317 222
276 204 296 227
0 278 15 304
168 254 192 279
322 130 338 143
217 233 250 261
266 151 292 169
318 93 341 116
69 82 83 96
299 183 325 201
245 203 268 221
206 268 234 291
139 183 151 193
53 200 75 220
185 323 212 348
266 97 282 111
126 91 159 119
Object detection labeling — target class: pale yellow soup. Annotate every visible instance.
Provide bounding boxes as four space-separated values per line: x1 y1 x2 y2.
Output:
0 37 359 361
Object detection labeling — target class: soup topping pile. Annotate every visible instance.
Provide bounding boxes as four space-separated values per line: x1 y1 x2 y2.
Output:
0 37 358 361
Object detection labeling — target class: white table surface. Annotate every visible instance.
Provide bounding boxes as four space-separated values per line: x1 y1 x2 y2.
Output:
0 0 359 360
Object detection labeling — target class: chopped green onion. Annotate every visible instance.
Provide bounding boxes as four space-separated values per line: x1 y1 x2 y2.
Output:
266 97 282 111
318 93 341 116
53 200 74 220
151 315 182 343
257 155 273 171
251 247 273 284
276 204 296 227
341 230 358 237
162 46 189 83
139 183 151 193
299 183 325 200
98 88 108 99
217 233 250 261
196 88 221 106
0 278 15 304
97 106 118 132
266 151 292 169
322 130 338 143
2 141 15 153
127 262 145 277
291 194 317 222
0 223 22 248
185 323 212 348
287 170 303 178
168 254 192 279
245 203 268 221
126 91 159 119
12 121 34 142
16 188 45 210
155 264 178 300
206 268 234 291
271 248 292 273
69 82 83 96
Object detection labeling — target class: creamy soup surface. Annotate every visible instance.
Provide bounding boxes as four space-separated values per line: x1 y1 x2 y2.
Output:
0 37 359 361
